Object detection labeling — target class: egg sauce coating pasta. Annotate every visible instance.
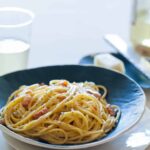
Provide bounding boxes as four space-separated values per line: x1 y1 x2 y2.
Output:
1 80 120 144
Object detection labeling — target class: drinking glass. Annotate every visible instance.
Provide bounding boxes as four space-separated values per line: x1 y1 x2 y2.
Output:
130 0 150 58
0 7 34 75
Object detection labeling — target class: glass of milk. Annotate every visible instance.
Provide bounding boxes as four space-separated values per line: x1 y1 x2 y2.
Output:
0 7 34 75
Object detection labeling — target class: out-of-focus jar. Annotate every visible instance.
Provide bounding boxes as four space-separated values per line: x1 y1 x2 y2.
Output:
130 0 150 58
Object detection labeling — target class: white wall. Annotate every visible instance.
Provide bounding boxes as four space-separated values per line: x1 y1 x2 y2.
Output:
0 0 132 67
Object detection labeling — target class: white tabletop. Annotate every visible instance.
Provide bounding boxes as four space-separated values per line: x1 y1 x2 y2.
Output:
0 0 150 149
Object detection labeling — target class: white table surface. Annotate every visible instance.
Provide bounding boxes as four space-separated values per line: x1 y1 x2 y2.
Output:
0 0 149 149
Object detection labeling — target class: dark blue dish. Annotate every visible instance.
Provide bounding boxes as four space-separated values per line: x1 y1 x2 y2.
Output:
79 53 150 89
0 65 145 149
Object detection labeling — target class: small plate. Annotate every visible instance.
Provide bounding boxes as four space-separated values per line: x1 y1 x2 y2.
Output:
79 53 150 89
0 65 146 149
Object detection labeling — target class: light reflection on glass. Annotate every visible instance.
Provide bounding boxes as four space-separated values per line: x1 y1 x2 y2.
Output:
126 130 150 148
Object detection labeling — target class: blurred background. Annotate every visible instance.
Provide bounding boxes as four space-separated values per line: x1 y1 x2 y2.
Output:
0 0 132 67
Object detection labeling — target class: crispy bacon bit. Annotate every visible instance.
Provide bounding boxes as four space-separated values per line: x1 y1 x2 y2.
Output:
60 81 68 87
92 106 97 111
107 105 116 116
78 101 83 106
0 119 5 125
33 108 48 120
22 95 32 108
57 89 66 93
57 95 66 101
87 90 101 99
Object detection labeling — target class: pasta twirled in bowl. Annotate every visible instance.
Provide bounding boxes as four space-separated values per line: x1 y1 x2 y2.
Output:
0 80 120 144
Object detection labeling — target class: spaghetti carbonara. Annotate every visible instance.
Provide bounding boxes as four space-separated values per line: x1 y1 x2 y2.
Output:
0 80 120 144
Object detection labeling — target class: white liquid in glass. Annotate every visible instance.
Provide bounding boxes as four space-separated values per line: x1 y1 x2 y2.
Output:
0 39 30 75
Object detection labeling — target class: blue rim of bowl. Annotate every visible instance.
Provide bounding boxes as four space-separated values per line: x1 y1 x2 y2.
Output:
0 65 146 149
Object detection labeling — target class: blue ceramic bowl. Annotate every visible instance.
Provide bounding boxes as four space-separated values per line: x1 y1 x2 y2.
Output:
0 65 145 149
